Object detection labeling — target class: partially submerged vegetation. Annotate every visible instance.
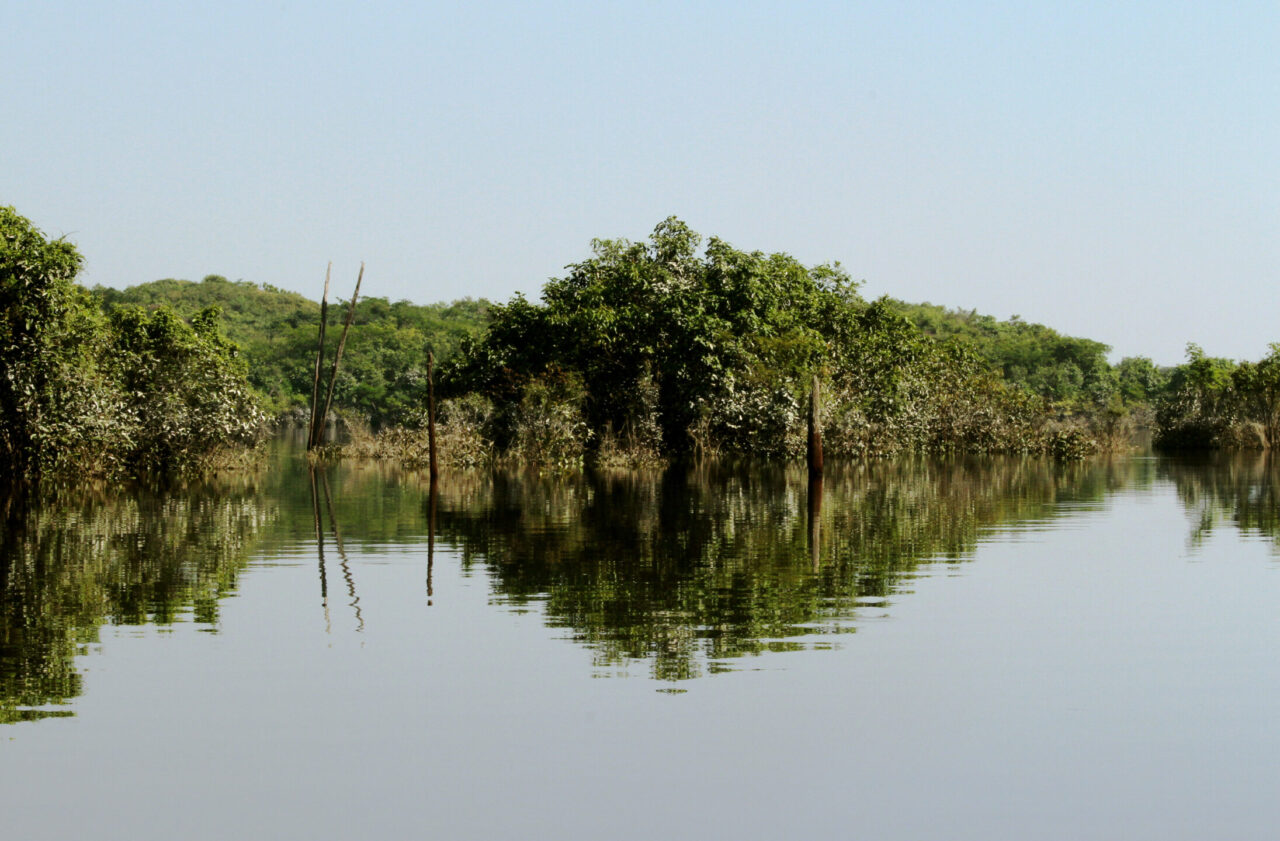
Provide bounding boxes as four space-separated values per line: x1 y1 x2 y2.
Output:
1152 343 1280 450
427 218 1140 465
5 204 1277 481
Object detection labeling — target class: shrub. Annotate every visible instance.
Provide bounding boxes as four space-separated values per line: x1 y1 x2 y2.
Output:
110 305 265 474
505 378 592 469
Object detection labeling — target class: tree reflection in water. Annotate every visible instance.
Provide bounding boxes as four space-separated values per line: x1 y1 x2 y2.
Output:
0 478 272 723
0 451 1181 721
1162 452 1280 552
433 457 1142 681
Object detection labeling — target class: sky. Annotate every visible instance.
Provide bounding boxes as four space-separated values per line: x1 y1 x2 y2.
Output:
5 1 1276 365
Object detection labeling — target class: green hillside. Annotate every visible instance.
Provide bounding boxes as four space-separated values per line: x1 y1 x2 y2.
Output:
94 275 491 425
887 299 1167 406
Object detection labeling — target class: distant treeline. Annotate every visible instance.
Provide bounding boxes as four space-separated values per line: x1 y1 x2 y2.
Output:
888 303 1280 449
888 301 1167 407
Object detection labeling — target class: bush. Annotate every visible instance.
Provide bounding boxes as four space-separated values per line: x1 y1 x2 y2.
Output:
110 305 265 474
505 378 592 469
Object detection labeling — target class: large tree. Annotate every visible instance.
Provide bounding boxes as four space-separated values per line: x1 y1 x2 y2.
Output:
446 217 1036 457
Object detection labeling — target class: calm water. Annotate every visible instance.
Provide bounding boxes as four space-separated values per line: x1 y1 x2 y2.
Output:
3 447 1280 840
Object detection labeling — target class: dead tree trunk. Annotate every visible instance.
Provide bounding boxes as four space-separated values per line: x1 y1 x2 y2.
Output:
307 264 332 450
315 263 364 448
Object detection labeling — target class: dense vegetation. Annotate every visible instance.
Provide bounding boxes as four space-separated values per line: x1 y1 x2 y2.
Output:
889 301 1168 407
435 218 1118 464
6 202 1278 479
96 276 490 426
1152 343 1280 449
430 219 1280 461
1 207 262 480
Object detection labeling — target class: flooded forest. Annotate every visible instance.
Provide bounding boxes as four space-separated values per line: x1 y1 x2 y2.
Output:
6 206 1280 839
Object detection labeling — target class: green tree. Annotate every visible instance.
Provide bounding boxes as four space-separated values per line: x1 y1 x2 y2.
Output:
1114 356 1167 403
1229 344 1280 446
892 299 1116 406
1155 344 1239 449
446 218 1070 459
1 207 268 479
97 276 491 423
0 207 121 478
446 218 856 454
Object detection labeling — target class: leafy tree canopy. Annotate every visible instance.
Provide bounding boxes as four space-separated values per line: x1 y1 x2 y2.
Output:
445 218 1056 457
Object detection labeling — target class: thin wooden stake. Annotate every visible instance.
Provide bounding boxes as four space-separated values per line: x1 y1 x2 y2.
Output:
308 263 332 450
427 350 439 481
426 350 439 605
808 374 824 477
316 263 364 448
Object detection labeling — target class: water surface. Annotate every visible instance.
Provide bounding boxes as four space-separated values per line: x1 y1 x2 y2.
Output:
3 449 1278 839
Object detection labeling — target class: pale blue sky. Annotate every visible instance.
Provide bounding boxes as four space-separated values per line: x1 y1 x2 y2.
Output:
5 1 1276 364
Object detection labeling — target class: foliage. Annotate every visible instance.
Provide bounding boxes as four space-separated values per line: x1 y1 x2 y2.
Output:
97 275 491 425
445 218 1096 461
1155 344 1241 449
1156 343 1280 450
0 208 265 480
504 376 593 469
336 394 496 469
1114 356 1168 404
444 219 846 453
890 300 1122 406
1227 344 1280 447
109 304 265 474
0 206 121 477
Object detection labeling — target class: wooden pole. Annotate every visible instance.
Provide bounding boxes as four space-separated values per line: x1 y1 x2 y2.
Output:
427 350 439 480
807 374 824 477
308 263 332 450
316 263 364 448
